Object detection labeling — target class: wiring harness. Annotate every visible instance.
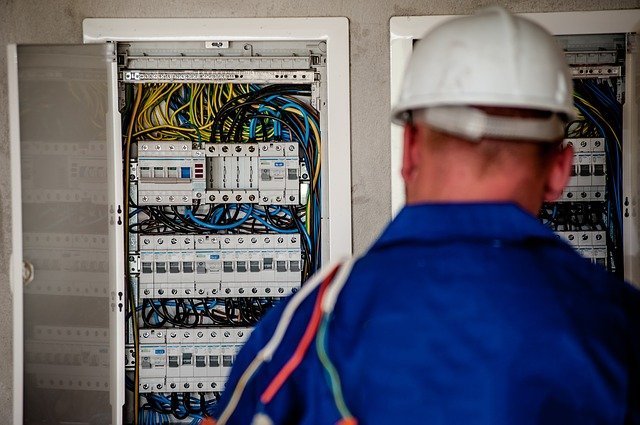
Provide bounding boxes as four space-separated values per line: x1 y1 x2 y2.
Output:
122 82 323 424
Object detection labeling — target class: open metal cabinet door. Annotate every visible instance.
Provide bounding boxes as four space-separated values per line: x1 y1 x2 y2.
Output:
8 43 124 425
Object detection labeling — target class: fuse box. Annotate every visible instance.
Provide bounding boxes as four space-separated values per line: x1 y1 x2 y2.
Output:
120 37 328 423
9 18 351 425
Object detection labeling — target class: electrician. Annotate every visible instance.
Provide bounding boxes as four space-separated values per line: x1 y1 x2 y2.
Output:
211 6 640 425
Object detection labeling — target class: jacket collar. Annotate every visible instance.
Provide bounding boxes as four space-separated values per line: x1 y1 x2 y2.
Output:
373 202 557 250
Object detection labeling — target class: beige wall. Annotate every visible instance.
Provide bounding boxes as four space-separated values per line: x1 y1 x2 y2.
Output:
1 0 638 418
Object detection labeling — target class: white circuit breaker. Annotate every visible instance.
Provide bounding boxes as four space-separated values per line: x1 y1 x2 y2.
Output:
561 138 607 202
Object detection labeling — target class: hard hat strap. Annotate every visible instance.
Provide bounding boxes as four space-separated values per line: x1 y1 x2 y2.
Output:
418 106 565 143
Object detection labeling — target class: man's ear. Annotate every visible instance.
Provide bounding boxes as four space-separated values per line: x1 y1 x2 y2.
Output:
543 144 574 202
401 121 422 185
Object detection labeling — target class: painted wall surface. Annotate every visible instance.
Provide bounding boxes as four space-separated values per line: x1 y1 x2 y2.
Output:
0 0 638 418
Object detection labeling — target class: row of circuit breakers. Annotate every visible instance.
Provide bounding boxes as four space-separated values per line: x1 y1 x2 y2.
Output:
558 137 607 266
135 140 307 206
138 328 252 393
136 234 302 298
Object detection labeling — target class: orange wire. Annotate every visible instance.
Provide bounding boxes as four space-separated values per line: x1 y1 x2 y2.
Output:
259 265 341 404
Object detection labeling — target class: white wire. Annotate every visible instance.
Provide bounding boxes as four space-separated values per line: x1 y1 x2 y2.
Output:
320 258 356 314
216 260 345 425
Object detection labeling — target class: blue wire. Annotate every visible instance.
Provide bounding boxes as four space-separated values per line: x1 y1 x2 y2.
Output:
250 212 298 234
249 105 282 139
150 299 218 312
279 102 311 144
575 101 623 232
185 205 252 230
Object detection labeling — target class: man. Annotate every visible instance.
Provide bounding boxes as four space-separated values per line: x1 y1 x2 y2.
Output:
212 7 640 424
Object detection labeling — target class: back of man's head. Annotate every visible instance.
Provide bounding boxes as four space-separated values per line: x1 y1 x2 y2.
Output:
392 7 576 213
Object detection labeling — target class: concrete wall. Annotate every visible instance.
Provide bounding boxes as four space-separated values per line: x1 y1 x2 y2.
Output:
1 0 638 418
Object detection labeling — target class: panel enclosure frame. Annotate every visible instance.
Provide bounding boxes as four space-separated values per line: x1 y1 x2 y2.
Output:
7 18 351 425
389 10 640 285
82 17 352 424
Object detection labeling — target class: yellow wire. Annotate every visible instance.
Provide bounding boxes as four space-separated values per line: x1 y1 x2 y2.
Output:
574 93 621 149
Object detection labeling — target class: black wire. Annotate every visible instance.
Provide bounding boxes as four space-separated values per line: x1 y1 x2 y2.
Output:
171 393 189 420
183 393 202 415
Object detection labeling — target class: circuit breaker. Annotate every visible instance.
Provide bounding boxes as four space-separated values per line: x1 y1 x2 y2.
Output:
9 18 351 425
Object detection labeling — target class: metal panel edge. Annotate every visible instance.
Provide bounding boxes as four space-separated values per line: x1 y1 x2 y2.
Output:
324 17 353 259
7 43 24 425
105 43 125 425
623 34 640 286
390 15 455 40
389 10 640 38
83 17 352 43
523 10 640 35
389 16 452 216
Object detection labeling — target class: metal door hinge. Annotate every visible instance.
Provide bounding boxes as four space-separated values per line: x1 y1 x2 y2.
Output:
23 260 34 285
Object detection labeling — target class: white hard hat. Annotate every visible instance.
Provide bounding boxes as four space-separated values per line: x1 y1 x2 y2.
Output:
392 6 576 142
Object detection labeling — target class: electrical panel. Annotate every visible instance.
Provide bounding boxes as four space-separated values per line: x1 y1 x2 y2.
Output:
539 33 626 276
119 39 328 423
10 18 351 425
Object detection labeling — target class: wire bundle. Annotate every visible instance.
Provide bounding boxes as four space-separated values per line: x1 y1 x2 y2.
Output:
128 83 253 142
141 392 219 423
571 79 623 276
127 370 220 425
539 202 607 232
141 298 275 328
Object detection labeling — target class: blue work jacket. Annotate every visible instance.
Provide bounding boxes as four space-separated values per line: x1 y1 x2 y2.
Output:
216 203 640 424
